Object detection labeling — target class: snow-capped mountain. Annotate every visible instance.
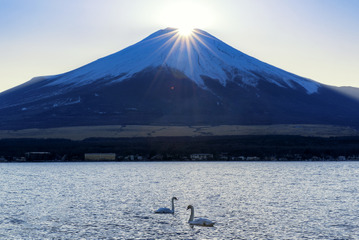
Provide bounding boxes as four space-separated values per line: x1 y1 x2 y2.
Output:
0 28 358 130
44 28 319 93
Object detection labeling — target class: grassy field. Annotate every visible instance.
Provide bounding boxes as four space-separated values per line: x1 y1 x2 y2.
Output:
1 124 358 140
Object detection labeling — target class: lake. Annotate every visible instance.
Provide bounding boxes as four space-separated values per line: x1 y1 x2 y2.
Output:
1 161 358 239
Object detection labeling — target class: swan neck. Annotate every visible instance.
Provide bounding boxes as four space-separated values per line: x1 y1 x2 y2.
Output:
189 207 194 222
171 198 175 212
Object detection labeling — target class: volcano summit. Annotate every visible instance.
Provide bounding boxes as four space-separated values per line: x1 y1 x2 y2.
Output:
0 28 358 130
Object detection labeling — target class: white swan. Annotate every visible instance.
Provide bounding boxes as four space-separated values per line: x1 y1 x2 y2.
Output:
154 197 178 214
187 205 215 227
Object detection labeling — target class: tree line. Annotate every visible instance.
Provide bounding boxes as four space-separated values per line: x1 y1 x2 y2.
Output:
1 135 359 161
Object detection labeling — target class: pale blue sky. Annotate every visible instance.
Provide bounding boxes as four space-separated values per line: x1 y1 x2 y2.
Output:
1 0 358 92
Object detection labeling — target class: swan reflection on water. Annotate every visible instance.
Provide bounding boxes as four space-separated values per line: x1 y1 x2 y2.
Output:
187 205 216 227
154 197 178 214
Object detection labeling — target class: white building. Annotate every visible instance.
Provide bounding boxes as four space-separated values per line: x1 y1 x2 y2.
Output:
84 153 116 161
190 153 213 160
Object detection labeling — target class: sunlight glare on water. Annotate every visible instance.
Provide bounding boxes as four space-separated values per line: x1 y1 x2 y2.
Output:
1 162 359 239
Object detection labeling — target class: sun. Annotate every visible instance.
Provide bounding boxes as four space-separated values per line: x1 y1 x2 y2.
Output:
178 27 194 36
156 1 215 34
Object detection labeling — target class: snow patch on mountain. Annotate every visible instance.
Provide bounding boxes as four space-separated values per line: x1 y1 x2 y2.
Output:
52 97 81 108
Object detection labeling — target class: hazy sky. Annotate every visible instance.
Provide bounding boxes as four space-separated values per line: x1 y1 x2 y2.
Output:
1 0 358 93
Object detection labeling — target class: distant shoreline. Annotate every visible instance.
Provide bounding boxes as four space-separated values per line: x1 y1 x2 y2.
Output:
2 160 359 163
1 135 359 162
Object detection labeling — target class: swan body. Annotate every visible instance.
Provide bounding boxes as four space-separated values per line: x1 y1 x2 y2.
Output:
187 205 215 227
155 197 178 214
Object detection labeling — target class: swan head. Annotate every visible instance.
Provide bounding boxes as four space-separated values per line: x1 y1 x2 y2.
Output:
187 205 193 210
172 197 178 201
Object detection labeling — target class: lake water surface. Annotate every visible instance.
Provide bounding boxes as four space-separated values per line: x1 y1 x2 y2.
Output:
1 162 359 239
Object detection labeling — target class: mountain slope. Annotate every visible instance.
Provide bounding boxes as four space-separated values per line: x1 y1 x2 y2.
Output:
0 28 358 130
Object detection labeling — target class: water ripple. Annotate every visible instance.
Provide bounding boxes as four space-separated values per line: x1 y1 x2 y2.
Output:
1 162 359 239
